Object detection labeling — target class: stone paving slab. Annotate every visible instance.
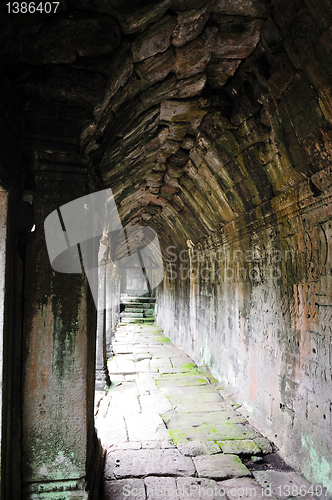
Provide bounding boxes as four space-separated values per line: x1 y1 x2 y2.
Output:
125 413 171 441
99 325 318 500
169 358 197 367
109 381 139 395
253 437 274 454
104 449 196 479
173 401 232 413
147 348 192 359
109 395 141 415
193 454 251 480
134 359 152 372
176 477 226 499
134 352 152 361
150 359 173 371
103 478 145 500
136 373 160 395
162 411 247 429
157 366 200 375
177 440 221 457
164 387 223 400
145 477 179 500
141 440 175 449
219 477 278 499
140 393 174 413
110 440 176 451
218 439 262 455
156 376 210 389
156 371 207 379
112 442 142 451
96 414 128 447
163 422 261 445
113 345 135 354
253 471 323 499
109 374 126 383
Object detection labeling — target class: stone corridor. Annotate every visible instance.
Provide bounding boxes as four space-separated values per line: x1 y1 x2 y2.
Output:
1 0 332 497
95 325 325 500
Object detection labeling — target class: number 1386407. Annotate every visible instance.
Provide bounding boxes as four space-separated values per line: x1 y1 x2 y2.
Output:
6 2 60 13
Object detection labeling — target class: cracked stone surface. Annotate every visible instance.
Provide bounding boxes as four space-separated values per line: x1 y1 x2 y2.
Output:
193 454 251 480
105 449 196 479
97 325 320 499
219 477 278 499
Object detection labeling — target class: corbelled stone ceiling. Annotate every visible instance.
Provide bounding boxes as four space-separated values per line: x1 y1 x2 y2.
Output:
1 0 331 252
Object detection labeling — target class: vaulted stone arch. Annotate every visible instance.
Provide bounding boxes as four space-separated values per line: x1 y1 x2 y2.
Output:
0 0 332 497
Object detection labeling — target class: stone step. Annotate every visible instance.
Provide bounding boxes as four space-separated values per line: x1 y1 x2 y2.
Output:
121 297 156 304
122 302 154 309
125 308 144 313
122 312 144 318
120 317 155 324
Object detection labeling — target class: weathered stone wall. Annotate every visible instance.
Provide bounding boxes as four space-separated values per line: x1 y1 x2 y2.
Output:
151 0 332 488
158 155 332 490
0 69 22 500
21 154 105 499
158 167 332 487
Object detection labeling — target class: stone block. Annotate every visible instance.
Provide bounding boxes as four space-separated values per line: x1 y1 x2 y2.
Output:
96 414 128 447
177 477 227 499
135 49 175 87
103 479 145 500
118 0 173 34
175 74 207 99
212 0 271 17
207 59 241 88
172 401 232 413
212 17 263 59
145 477 179 500
172 5 210 47
156 375 209 389
193 454 251 480
165 388 224 403
253 471 316 499
131 15 177 63
177 440 221 456
125 413 170 441
217 439 261 455
219 477 277 499
254 437 273 454
104 449 196 479
173 29 215 79
160 100 208 125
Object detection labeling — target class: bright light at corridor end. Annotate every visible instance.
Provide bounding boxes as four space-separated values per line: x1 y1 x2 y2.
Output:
43 188 164 310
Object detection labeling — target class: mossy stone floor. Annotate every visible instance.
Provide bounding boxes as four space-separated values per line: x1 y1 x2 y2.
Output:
96 325 321 499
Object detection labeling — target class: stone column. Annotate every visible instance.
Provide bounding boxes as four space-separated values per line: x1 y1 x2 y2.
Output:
105 257 114 358
105 258 121 358
0 189 8 495
95 238 111 389
21 153 104 500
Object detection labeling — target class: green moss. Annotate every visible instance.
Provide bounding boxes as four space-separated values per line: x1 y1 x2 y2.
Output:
154 336 171 343
181 363 197 370
168 429 187 445
301 435 332 494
